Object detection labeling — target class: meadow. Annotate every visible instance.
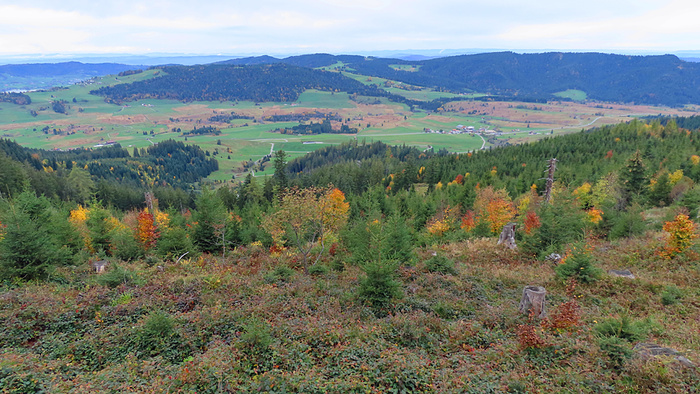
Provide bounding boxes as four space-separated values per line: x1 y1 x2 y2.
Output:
0 70 696 183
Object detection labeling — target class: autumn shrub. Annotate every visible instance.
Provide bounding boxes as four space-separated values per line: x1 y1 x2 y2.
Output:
136 210 160 251
659 213 698 259
516 323 549 350
544 299 581 332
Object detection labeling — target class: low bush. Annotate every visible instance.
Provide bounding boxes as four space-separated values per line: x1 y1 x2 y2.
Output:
424 255 457 275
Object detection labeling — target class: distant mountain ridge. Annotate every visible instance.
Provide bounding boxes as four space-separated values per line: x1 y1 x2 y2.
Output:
7 52 700 106
217 52 700 106
0 62 140 77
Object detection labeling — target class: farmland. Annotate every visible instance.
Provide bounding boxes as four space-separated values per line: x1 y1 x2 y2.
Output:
0 70 696 182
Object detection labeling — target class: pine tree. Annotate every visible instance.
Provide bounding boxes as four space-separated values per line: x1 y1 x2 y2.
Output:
620 151 647 203
273 150 288 190
0 190 74 279
191 187 226 254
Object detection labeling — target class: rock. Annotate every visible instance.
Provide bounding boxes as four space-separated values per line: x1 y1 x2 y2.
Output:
545 253 562 264
608 269 635 279
633 343 696 368
519 286 547 319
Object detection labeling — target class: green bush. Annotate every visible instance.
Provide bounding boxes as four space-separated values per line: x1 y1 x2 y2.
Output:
264 265 294 284
157 226 193 260
344 214 414 266
0 366 43 393
554 246 602 284
424 255 457 275
96 264 141 288
520 192 586 259
0 191 75 280
307 264 328 276
111 227 144 262
598 336 633 368
135 310 190 362
237 318 274 372
594 315 653 342
358 260 402 310
607 205 647 240
661 285 683 306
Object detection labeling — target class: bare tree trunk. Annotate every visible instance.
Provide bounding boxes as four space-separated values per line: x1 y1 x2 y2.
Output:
519 286 547 319
497 222 517 250
543 158 557 204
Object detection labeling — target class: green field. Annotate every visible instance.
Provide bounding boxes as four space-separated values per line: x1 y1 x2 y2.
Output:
553 89 588 101
389 64 422 72
2 69 692 183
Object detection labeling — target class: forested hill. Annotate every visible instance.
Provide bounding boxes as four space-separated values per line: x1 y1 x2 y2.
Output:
90 63 387 103
220 52 700 106
0 139 215 209
288 119 700 199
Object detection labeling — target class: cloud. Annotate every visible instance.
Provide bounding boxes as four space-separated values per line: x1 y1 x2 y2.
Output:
0 1 698 56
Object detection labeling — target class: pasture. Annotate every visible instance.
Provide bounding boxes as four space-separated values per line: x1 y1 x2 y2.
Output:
1 71 697 183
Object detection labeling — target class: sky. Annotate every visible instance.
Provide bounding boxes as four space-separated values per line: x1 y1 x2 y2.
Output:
0 0 697 59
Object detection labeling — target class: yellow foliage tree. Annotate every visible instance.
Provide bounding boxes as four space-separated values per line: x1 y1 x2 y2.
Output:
263 186 349 272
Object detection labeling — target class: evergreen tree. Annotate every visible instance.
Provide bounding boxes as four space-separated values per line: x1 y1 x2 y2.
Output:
273 150 289 190
648 172 672 206
191 187 226 254
67 166 95 203
0 190 74 279
620 151 647 204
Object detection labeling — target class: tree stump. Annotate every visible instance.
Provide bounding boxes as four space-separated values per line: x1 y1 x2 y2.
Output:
92 260 108 274
497 222 517 250
519 286 547 318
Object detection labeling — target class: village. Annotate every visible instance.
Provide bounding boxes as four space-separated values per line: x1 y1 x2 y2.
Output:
423 124 548 136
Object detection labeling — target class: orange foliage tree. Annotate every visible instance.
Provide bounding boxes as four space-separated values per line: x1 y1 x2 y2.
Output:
136 210 160 251
660 214 698 259
523 211 541 235
470 186 516 234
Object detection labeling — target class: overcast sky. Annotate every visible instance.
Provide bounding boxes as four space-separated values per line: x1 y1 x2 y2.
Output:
0 0 696 58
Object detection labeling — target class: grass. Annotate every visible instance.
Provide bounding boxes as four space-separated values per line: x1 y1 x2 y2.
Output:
389 64 422 72
0 234 697 392
1 72 695 181
295 90 354 109
553 89 588 101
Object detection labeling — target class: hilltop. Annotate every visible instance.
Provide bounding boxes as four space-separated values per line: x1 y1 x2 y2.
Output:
1 118 699 392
